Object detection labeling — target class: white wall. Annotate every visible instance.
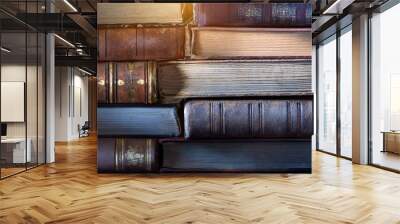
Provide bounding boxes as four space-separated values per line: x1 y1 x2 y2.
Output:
1 65 39 138
1 63 46 164
55 66 70 141
55 67 89 141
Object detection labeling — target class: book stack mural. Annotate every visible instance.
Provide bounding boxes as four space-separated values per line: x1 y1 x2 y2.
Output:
97 3 313 173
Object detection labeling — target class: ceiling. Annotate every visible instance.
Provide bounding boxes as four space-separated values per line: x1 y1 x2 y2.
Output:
1 0 97 72
311 0 391 43
1 0 394 72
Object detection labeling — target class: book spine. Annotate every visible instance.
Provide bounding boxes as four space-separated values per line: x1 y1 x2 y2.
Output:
194 3 311 28
97 106 181 137
97 62 157 104
98 26 185 61
184 99 313 139
97 138 159 173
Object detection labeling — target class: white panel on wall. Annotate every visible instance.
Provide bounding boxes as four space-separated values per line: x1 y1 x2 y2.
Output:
1 82 25 122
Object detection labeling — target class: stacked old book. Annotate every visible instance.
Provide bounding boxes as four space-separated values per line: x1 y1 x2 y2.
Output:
97 3 190 172
159 3 312 103
97 3 312 173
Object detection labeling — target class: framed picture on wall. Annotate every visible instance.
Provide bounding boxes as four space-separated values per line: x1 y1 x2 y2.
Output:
1 81 25 122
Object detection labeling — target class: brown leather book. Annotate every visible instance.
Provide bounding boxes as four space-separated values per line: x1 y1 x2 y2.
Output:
98 3 192 25
97 138 159 173
98 26 185 61
97 62 157 104
191 27 311 59
194 3 312 28
184 99 313 139
158 59 312 103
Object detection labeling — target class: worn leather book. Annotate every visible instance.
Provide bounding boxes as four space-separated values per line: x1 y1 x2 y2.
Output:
98 138 159 173
98 3 192 25
161 140 311 173
158 59 312 103
97 105 181 137
191 27 311 59
97 62 157 104
184 99 313 139
98 26 185 61
194 3 311 27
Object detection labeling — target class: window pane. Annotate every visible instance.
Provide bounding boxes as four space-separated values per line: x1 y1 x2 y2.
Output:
340 28 352 158
371 3 400 171
318 36 337 154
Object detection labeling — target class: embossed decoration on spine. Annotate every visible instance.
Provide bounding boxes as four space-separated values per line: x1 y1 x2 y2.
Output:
194 3 311 28
114 138 158 172
109 63 114 103
272 3 297 25
98 26 185 61
97 62 158 104
184 99 313 139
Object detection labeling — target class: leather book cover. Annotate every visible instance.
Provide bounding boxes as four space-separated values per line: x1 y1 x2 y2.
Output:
97 138 159 173
98 26 185 61
158 59 312 103
191 27 311 59
194 3 312 28
184 99 313 139
97 62 157 104
97 62 108 103
97 106 181 137
98 3 192 25
162 140 311 173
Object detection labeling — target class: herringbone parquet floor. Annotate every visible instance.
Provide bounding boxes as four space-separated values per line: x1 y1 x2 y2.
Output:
1 135 400 224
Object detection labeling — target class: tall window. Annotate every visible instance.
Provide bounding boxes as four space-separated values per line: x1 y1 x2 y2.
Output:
317 36 337 154
371 3 400 171
339 27 352 158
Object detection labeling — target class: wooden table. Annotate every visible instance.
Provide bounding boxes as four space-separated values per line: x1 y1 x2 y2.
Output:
1 138 31 164
382 131 400 154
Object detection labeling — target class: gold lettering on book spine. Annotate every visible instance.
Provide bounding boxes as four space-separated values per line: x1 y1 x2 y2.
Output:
115 139 150 171
108 63 114 103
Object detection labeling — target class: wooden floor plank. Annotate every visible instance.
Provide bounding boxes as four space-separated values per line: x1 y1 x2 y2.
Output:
0 135 399 224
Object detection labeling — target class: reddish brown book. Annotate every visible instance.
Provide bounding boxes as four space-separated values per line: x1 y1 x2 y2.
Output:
194 3 312 28
98 3 192 25
191 27 311 59
97 62 157 104
98 26 185 61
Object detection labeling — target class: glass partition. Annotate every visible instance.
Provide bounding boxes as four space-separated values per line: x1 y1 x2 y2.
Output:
0 1 46 179
1 30 28 178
